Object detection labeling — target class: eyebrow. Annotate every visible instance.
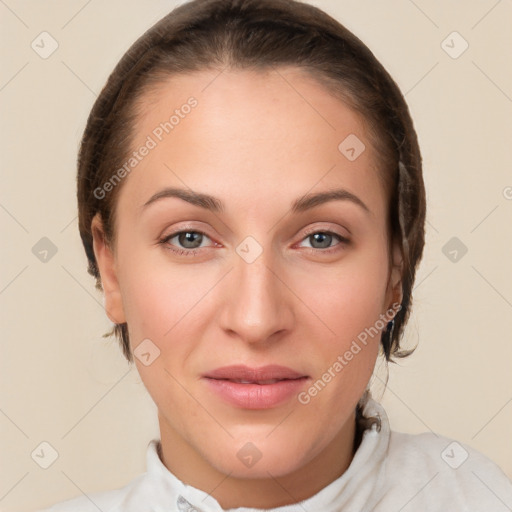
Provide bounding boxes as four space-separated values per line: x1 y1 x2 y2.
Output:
141 186 371 215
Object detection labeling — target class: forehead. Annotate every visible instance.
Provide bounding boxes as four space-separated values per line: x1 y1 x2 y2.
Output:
118 67 386 219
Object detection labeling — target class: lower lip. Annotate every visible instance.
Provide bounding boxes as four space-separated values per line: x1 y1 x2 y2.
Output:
203 377 308 409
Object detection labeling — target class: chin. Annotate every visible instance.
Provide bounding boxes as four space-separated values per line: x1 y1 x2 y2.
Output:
216 453 305 480
202 433 313 479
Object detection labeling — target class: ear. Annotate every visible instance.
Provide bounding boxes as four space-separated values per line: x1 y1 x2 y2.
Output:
387 241 404 311
91 213 126 324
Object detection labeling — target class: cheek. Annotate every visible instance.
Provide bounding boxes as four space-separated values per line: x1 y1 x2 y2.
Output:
296 262 387 418
292 238 389 408
117 268 171 344
117 245 219 355
118 251 205 422
115 244 171 354
299 240 389 340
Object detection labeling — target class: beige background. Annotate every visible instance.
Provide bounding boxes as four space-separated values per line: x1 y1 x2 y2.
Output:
1 1 511 511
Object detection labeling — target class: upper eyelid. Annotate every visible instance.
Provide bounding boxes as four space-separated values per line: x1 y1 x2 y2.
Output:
301 225 349 238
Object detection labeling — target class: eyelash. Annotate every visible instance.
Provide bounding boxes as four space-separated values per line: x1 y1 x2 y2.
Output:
158 228 350 257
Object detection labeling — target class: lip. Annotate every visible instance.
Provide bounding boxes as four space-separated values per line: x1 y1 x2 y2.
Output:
202 365 309 410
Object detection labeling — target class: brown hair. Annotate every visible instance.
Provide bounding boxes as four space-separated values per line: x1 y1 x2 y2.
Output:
78 0 426 363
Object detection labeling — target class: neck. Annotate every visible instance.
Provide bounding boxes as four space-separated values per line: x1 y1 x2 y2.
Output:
158 409 358 510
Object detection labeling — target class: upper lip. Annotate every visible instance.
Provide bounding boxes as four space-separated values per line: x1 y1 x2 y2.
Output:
203 365 307 383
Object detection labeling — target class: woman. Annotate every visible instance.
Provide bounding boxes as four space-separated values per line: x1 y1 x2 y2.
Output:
42 0 512 510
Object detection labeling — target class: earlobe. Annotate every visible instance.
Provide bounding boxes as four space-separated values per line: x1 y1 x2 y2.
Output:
91 213 126 324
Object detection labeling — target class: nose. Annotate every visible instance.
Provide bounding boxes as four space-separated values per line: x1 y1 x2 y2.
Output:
218 244 295 346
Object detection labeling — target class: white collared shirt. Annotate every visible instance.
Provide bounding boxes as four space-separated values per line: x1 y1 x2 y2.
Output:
40 397 512 512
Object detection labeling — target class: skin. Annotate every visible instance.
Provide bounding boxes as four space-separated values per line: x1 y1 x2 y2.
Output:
91 67 403 509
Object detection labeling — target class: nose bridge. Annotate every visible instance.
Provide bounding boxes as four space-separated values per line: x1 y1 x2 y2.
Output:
220 237 292 343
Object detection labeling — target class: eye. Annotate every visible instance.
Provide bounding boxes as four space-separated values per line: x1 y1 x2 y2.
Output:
159 229 215 256
159 228 349 257
298 229 349 251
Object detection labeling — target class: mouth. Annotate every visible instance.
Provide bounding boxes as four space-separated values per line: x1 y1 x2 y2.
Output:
202 365 309 409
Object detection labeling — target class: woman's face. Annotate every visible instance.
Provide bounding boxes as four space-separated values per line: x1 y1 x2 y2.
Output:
92 67 402 481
